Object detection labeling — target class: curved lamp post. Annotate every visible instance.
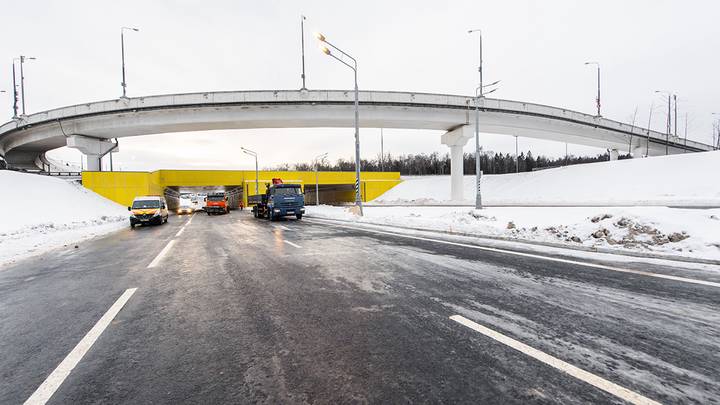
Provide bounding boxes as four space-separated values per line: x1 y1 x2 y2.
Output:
315 32 362 215
120 27 140 98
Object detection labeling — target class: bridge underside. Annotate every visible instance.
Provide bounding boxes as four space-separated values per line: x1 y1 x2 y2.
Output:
1 90 713 200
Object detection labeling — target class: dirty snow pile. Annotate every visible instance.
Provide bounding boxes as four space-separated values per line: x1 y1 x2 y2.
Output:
374 151 720 207
0 171 128 267
307 205 720 261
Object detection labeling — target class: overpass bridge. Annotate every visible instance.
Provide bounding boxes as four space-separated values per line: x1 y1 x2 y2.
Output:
0 89 714 201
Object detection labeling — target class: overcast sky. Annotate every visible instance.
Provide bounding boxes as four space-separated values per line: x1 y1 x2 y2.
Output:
2 0 719 170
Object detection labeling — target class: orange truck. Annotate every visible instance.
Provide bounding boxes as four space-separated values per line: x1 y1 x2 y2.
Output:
204 192 229 215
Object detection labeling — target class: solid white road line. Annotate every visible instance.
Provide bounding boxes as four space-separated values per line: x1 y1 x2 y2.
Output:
283 240 302 249
449 315 661 405
175 227 185 237
24 288 138 405
316 220 720 289
147 239 176 268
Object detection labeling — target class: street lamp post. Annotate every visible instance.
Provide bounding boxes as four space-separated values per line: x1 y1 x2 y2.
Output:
468 29 500 209
120 27 140 98
314 152 328 206
655 90 675 155
380 128 384 172
584 62 601 116
11 62 19 118
241 147 259 195
300 15 307 90
17 56 36 116
468 29 484 210
315 32 363 215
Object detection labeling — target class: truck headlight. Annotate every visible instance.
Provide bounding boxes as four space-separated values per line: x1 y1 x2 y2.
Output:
153 210 161 216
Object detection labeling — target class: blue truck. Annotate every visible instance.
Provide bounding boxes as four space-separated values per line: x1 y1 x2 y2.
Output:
249 179 305 220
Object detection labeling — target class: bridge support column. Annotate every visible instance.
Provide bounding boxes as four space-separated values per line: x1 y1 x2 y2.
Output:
66 135 118 171
441 125 474 201
608 148 619 161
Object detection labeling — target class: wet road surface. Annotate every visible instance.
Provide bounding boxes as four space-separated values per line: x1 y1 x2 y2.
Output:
1 211 719 404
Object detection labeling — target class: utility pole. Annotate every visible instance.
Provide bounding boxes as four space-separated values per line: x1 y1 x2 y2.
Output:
11 62 19 118
515 136 519 173
628 106 638 154
646 101 654 157
314 152 327 205
380 128 384 171
673 94 678 139
469 28 483 209
584 62 601 116
18 55 36 115
683 113 688 152
300 15 307 90
666 94 671 155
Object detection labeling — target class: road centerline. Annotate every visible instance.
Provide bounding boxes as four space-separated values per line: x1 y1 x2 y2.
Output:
23 288 138 405
147 240 176 268
283 240 302 249
449 315 661 405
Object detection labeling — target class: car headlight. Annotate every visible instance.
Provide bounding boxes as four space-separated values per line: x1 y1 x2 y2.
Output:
274 209 281 212
129 213 136 218
153 210 161 216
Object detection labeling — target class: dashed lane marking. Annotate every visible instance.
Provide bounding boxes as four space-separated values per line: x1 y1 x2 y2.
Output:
147 240 176 268
175 227 185 237
313 220 720 289
450 315 661 405
24 288 138 405
283 240 302 249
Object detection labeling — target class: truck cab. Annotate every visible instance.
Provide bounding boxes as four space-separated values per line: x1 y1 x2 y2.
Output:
250 179 305 220
205 192 229 215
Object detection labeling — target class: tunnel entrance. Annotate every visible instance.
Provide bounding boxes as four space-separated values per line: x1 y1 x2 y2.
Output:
164 185 243 211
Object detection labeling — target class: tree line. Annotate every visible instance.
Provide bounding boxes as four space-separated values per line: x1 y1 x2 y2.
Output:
271 150 631 175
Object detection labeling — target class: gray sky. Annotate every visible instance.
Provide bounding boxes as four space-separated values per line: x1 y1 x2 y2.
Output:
2 0 719 170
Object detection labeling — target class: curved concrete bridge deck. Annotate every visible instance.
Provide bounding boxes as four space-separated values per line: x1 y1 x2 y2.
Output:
0 89 713 199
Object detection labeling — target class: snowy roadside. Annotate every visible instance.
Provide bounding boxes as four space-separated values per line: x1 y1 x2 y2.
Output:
0 171 128 268
306 205 720 262
374 151 720 207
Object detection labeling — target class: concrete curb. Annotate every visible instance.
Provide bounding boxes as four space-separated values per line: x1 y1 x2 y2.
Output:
307 216 720 266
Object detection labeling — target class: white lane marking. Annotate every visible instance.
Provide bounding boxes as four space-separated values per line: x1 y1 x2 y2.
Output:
24 288 138 405
283 240 302 249
186 213 194 225
175 226 185 237
450 315 661 405
315 220 720 289
147 239 176 268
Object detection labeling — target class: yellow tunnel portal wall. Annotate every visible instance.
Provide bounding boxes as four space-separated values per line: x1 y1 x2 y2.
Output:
82 170 402 207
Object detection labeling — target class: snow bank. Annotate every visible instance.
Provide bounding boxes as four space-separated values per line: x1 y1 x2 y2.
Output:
373 151 720 206
307 205 720 261
0 171 128 267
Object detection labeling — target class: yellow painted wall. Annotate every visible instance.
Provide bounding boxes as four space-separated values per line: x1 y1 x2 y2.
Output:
82 170 401 207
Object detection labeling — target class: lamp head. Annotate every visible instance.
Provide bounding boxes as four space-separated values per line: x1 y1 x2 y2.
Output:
314 32 326 42
320 45 331 55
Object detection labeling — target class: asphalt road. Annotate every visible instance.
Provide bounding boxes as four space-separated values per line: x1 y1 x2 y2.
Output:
1 211 719 404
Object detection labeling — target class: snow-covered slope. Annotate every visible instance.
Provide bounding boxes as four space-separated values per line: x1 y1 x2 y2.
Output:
0 171 128 267
374 151 720 206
